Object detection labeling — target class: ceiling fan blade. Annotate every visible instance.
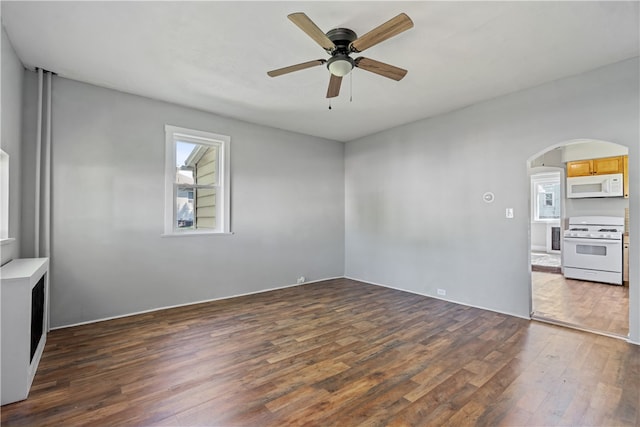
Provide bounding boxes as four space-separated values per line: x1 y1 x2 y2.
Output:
326 74 342 98
288 12 336 52
350 13 413 53
355 57 408 81
267 59 326 77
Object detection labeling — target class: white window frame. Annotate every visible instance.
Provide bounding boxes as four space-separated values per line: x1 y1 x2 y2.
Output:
163 125 231 236
531 172 561 223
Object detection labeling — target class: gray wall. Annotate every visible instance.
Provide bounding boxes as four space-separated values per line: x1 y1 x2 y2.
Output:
0 26 23 266
345 58 640 342
13 50 640 343
21 75 345 327
565 198 628 219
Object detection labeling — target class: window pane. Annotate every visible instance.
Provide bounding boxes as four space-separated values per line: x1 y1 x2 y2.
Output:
174 186 217 231
544 193 553 206
176 186 194 230
175 141 219 231
176 141 196 184
534 180 560 220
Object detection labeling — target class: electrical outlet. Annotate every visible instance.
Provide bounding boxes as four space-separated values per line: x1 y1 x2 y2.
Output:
297 276 306 284
437 289 446 296
505 208 514 219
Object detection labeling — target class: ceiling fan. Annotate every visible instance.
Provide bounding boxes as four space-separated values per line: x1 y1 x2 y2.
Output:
267 12 414 98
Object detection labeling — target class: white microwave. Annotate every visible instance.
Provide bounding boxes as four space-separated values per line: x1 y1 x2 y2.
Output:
567 173 623 198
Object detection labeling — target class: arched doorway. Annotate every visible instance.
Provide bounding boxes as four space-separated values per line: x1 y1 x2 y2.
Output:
528 139 630 338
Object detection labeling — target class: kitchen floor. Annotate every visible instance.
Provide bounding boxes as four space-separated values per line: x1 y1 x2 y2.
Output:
532 271 629 337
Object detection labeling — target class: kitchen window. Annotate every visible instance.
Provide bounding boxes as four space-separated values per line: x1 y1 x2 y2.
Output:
531 172 561 222
163 125 231 236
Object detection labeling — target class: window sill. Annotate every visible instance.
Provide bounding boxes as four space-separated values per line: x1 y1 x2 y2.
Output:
161 231 234 238
532 219 561 224
0 238 16 246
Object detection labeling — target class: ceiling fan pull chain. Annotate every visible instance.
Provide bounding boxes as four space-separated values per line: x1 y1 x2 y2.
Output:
350 71 353 102
328 100 332 110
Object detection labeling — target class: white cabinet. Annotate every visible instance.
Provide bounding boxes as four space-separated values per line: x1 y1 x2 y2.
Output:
1 258 49 405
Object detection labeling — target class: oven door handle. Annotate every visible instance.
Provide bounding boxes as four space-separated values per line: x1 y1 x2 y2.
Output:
563 237 621 244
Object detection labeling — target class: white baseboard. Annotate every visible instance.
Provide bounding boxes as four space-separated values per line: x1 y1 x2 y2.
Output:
51 276 344 330
627 337 640 345
343 275 531 320
51 275 638 347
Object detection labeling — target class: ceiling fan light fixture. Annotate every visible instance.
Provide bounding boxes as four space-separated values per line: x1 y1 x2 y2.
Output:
327 55 354 77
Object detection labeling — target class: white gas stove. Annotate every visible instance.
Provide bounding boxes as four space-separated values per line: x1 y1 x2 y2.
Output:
563 216 624 285
564 217 624 240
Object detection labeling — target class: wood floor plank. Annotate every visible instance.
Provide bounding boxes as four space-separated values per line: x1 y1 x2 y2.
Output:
1 278 637 426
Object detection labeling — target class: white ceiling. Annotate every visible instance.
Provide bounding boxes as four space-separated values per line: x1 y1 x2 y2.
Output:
2 1 639 142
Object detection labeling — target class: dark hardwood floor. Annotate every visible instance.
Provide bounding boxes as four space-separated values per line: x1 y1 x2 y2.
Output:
2 278 638 426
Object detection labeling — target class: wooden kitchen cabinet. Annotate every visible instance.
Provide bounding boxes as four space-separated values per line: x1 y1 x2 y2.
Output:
593 156 625 174
566 159 593 177
566 155 625 177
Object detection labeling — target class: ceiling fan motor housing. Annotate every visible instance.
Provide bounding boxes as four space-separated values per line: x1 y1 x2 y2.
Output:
326 28 357 76
326 28 357 52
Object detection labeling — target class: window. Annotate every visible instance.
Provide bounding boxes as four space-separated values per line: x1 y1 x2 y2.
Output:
164 125 230 235
531 172 561 222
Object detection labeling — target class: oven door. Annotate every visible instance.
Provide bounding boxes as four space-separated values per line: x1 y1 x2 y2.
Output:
563 237 622 272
